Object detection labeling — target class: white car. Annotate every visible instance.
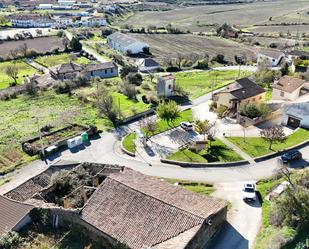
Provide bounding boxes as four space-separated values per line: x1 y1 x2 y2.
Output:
180 122 193 131
242 183 257 202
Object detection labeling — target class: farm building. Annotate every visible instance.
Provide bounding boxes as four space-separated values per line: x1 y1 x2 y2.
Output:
281 102 309 129
49 62 83 80
10 14 56 28
157 74 175 98
80 168 227 249
257 50 285 67
107 32 149 54
214 77 266 110
0 195 33 237
272 76 309 101
138 58 161 72
85 62 118 78
79 16 107 27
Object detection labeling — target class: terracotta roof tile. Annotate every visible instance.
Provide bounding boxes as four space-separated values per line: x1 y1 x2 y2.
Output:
273 76 306 93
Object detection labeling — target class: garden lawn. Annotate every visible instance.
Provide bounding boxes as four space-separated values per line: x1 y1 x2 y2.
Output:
0 90 112 175
0 60 37 89
167 139 243 163
175 70 252 99
122 133 136 153
34 53 91 67
112 92 151 118
165 179 215 196
227 128 309 158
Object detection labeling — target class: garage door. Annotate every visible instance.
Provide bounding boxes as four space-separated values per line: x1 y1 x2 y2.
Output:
287 116 301 128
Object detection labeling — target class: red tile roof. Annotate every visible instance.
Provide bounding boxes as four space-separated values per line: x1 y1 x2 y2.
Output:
0 195 33 236
81 169 226 249
273 76 306 93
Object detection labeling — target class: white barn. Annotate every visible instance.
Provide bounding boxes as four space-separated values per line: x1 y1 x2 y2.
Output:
281 102 309 129
257 50 285 67
107 32 149 54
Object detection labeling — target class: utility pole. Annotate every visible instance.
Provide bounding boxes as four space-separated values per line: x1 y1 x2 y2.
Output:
34 116 45 159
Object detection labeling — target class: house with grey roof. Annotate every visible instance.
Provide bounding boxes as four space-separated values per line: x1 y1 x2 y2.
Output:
138 58 161 72
281 102 309 129
107 32 149 54
257 50 285 67
84 62 118 78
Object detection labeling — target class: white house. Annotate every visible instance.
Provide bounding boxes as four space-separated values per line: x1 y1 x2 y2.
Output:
272 76 308 101
58 0 76 6
10 14 55 28
53 15 74 26
38 4 53 9
157 74 175 98
79 16 107 27
281 102 309 129
107 32 149 54
138 58 161 72
257 50 285 67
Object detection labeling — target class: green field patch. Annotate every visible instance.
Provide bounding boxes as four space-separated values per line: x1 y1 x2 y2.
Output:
167 139 243 163
34 53 91 68
227 128 309 158
0 60 37 89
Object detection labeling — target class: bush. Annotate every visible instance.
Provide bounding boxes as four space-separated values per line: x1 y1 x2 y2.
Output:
194 59 209 69
126 72 143 86
241 103 261 119
216 105 227 118
120 65 138 78
166 66 181 72
0 231 21 249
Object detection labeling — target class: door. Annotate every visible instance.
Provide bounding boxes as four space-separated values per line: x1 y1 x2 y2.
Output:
287 116 301 128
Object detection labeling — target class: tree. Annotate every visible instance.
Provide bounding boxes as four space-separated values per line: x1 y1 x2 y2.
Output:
241 103 261 119
70 36 82 52
19 43 28 57
120 65 138 79
126 72 143 86
97 87 120 123
139 116 157 138
25 78 38 96
280 62 289 76
194 119 209 141
156 100 180 127
5 65 19 85
121 82 137 99
175 53 184 70
260 125 286 150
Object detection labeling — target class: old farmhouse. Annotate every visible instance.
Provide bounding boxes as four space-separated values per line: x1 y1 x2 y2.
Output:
257 50 285 67
4 163 227 249
107 32 149 54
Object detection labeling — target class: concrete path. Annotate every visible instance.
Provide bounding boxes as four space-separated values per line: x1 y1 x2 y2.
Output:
209 182 262 249
25 59 49 74
220 136 255 164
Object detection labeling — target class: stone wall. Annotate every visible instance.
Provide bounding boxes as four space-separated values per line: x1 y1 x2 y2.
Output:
185 206 227 249
48 207 118 248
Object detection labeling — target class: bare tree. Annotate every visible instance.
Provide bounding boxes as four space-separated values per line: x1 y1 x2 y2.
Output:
139 116 157 138
9 49 19 59
97 87 120 123
19 43 28 57
5 65 19 85
175 53 184 70
260 125 286 150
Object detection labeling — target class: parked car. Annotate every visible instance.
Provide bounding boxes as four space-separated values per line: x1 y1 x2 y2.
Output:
281 150 302 164
180 122 193 131
242 183 256 202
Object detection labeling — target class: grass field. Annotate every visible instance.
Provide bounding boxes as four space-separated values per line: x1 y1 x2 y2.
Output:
34 53 91 68
167 139 243 163
227 128 309 158
175 70 251 99
165 178 215 196
116 0 309 32
0 90 112 175
0 60 37 89
112 92 151 118
122 133 136 153
131 34 257 63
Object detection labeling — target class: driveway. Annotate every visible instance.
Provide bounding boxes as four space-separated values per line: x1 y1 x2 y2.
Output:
209 182 262 249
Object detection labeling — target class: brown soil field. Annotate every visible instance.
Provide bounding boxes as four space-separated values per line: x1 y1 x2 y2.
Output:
249 25 309 35
131 33 257 63
0 36 65 59
115 0 309 32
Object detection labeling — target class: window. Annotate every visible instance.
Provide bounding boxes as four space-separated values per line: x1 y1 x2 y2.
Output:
105 69 107 74
280 91 284 97
111 68 113 73
168 84 171 89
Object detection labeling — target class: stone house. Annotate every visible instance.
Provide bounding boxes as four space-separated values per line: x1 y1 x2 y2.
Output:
107 32 149 54
157 74 175 98
0 195 33 237
80 168 227 249
214 77 266 110
272 76 309 101
281 102 309 129
49 62 83 81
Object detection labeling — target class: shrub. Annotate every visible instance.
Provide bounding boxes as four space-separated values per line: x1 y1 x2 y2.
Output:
166 66 181 72
120 65 138 78
216 105 227 118
126 72 143 86
194 59 209 69
241 103 261 119
0 232 21 249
